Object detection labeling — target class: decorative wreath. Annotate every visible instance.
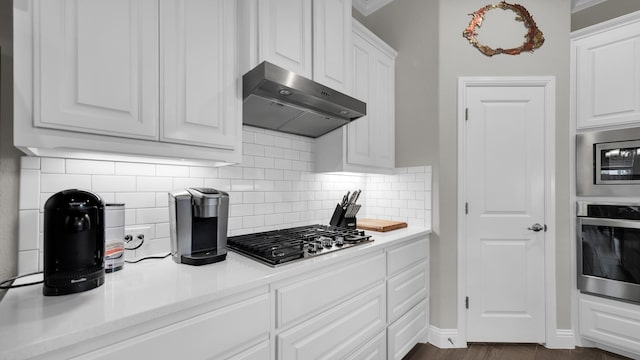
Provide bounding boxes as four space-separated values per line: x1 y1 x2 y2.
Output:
462 1 545 57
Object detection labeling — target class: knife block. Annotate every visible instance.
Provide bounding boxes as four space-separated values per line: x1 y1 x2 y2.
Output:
329 203 357 229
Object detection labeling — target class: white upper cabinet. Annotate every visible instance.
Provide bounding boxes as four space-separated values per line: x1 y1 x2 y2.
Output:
572 13 640 130
312 0 353 93
315 19 397 173
241 0 352 94
258 0 313 78
160 0 240 150
14 0 242 165
36 0 159 140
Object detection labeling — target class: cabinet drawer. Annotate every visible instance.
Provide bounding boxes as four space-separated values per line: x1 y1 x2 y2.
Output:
580 295 640 355
73 294 269 360
276 253 385 328
277 283 386 360
228 340 269 360
345 331 386 360
388 299 428 360
388 260 428 323
387 238 428 276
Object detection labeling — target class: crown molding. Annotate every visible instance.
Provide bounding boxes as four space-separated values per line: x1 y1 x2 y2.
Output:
572 0 606 13
352 0 394 17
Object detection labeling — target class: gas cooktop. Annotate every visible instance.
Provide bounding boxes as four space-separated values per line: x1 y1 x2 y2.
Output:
227 225 374 267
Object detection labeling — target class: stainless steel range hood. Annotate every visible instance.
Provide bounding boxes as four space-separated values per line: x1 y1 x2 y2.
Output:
242 61 366 138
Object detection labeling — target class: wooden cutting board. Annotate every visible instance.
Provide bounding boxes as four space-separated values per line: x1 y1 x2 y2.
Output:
357 218 407 232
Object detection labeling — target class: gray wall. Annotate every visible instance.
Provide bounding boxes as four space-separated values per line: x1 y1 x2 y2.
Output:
353 0 439 168
438 0 571 330
0 0 20 301
359 0 572 331
572 0 640 31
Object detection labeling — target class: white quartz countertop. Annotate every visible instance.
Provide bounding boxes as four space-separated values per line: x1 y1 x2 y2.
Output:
0 226 430 359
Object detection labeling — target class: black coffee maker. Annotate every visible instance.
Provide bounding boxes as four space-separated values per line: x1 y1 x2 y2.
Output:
43 189 105 296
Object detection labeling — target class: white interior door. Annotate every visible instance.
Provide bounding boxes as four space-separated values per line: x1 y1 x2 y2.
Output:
464 84 546 343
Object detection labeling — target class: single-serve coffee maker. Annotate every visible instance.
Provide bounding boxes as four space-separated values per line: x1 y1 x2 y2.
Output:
43 189 105 296
168 188 229 265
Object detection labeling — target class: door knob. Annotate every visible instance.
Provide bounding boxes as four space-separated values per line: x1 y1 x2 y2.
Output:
527 223 546 232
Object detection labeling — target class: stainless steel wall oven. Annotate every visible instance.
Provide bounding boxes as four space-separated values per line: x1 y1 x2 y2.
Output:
577 202 640 303
577 127 640 196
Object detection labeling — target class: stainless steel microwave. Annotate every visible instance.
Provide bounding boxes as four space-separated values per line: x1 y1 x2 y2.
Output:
577 127 640 196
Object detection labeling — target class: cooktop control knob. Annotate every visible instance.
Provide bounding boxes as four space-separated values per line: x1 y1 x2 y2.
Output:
320 236 332 249
335 236 344 247
308 242 318 253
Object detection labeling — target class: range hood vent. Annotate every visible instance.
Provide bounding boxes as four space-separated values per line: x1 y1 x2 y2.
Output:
242 61 366 138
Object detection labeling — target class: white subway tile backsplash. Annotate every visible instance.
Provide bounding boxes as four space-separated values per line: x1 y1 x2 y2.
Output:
244 191 265 204
255 133 275 146
19 169 40 210
136 176 173 192
21 156 40 170
41 173 91 193
189 166 218 178
40 158 65 173
18 250 39 274
219 166 243 179
66 159 115 175
243 215 265 228
203 179 231 191
115 162 156 176
136 208 169 224
231 204 254 217
254 157 275 169
19 210 39 251
254 203 275 215
244 143 265 156
115 193 157 209
93 175 136 192
264 146 284 159
172 177 204 189
243 168 265 180
18 138 432 263
156 165 189 177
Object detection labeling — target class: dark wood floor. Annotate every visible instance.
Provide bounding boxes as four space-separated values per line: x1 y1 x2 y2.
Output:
403 343 632 360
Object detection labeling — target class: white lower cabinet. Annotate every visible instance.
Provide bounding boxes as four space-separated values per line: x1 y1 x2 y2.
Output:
228 341 270 360
345 331 386 360
72 293 270 360
388 299 429 360
277 283 386 360
275 253 386 329
388 260 429 324
580 294 640 357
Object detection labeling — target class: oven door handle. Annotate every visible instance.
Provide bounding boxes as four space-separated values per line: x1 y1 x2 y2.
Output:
579 216 640 230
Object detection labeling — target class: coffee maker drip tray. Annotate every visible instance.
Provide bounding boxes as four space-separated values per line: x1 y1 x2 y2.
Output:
227 225 373 267
180 249 227 266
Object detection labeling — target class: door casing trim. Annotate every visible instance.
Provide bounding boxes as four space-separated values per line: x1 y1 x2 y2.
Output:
456 76 559 347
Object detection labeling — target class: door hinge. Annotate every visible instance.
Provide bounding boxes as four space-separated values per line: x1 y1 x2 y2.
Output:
465 108 469 121
465 202 468 215
465 296 469 309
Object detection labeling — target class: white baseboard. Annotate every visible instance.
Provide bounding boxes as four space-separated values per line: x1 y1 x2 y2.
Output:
428 326 575 349
545 329 575 349
428 326 466 348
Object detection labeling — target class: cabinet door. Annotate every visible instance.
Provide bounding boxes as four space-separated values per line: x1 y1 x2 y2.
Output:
388 299 428 360
72 294 270 360
258 0 312 78
36 0 159 140
574 21 640 129
348 30 395 168
312 0 352 94
160 0 241 150
277 284 386 360
580 295 640 356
